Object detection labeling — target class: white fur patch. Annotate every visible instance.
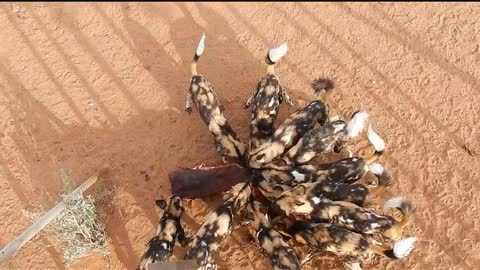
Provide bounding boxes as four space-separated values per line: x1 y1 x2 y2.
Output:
196 33 206 56
367 123 385 152
311 196 321 204
268 97 275 107
291 171 306 182
370 222 380 229
268 42 288 63
393 237 417 258
368 163 384 175
349 262 363 270
383 196 407 210
333 123 346 133
347 111 368 138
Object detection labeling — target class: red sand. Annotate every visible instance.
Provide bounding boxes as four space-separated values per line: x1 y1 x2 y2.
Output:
1 2 479 270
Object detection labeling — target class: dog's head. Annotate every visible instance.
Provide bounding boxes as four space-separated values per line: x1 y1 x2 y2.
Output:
156 196 184 219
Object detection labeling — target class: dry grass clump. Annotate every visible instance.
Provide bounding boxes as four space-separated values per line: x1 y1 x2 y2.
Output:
22 168 113 265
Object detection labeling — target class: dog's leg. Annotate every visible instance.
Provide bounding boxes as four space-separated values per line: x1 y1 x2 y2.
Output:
244 94 255 109
185 93 193 112
280 86 293 106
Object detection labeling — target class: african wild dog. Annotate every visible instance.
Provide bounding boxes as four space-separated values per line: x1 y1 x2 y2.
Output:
256 123 390 205
184 183 251 270
275 196 415 241
248 78 334 169
288 221 417 270
244 200 302 270
281 110 371 166
185 34 247 165
137 196 189 270
244 42 292 152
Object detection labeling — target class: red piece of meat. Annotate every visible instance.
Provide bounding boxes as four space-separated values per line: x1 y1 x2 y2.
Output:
169 163 250 199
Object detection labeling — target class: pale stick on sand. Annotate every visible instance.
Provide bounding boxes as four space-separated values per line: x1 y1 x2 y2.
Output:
0 169 106 263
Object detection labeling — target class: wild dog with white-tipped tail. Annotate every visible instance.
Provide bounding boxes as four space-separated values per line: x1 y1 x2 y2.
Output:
288 221 416 270
184 183 251 270
244 42 293 152
137 196 189 270
185 34 247 165
258 122 390 192
248 78 334 169
244 200 302 270
281 110 372 165
274 196 415 240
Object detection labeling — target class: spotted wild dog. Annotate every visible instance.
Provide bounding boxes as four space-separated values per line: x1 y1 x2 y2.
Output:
248 78 334 169
184 183 251 270
274 196 415 241
288 221 417 270
244 200 302 270
259 123 390 188
185 34 247 164
281 110 371 165
244 42 292 152
137 196 189 270
266 168 390 207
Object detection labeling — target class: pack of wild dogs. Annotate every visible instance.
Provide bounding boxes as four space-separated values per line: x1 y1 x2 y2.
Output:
138 34 417 270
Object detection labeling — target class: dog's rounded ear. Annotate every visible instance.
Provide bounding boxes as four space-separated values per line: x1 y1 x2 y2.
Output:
156 199 167 209
294 185 307 196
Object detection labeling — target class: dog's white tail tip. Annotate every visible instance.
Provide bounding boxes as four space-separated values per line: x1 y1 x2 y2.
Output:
196 33 206 57
367 123 385 152
368 163 384 175
268 42 288 63
347 111 369 138
393 237 417 259
383 196 406 210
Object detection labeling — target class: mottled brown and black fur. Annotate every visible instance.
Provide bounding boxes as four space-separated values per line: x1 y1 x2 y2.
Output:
244 200 302 270
248 78 339 169
269 173 389 207
185 34 247 165
274 196 414 241
184 183 251 270
248 100 330 168
282 120 350 165
258 156 390 196
259 122 389 187
288 221 416 268
137 196 189 270
244 44 292 152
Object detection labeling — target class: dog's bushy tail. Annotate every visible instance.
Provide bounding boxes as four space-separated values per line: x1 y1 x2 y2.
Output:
383 197 415 240
191 33 206 76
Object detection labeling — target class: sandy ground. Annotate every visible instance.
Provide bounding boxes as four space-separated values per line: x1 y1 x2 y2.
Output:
0 2 479 270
